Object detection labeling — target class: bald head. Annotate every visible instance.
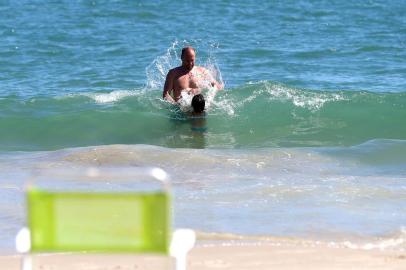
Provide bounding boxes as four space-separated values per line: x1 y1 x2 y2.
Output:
181 47 196 71
181 47 195 58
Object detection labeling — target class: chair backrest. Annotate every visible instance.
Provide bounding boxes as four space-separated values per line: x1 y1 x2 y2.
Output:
27 188 170 254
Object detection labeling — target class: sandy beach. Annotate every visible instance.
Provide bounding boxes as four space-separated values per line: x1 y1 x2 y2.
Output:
1 239 405 270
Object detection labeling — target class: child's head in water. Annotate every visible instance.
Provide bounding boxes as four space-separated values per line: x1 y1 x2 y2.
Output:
191 94 205 114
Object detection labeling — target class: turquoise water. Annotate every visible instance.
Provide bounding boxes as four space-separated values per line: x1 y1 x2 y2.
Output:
1 85 406 150
0 1 405 251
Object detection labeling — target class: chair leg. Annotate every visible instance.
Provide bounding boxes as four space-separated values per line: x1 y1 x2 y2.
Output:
21 255 32 270
16 227 32 270
170 229 196 270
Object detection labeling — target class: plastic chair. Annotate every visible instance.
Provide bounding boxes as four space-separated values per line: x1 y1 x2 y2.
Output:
16 167 195 270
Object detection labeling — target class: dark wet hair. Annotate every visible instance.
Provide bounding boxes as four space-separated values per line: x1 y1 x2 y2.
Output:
191 94 205 113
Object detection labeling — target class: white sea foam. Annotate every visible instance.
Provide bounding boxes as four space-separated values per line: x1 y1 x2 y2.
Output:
85 90 138 104
263 82 347 110
340 227 406 251
178 91 194 112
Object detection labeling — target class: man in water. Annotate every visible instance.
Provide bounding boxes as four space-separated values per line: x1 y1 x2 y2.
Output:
162 47 223 103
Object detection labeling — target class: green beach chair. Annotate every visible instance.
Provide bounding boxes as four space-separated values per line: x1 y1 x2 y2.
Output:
16 167 195 270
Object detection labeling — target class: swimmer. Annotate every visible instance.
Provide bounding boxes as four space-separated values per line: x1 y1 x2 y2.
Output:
190 94 207 133
162 47 223 103
191 93 205 116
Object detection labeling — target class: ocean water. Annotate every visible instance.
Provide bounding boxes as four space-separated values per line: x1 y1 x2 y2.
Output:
1 0 406 252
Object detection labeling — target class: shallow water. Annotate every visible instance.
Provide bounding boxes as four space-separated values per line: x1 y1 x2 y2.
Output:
0 144 405 252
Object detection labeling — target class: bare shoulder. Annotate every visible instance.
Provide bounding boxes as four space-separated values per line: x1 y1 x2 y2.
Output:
166 68 176 80
169 66 184 76
167 68 175 76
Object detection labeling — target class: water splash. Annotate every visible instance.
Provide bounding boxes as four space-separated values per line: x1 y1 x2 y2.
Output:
145 40 224 91
145 40 181 90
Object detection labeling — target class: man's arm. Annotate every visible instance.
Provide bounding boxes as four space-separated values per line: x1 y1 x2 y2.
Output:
210 79 224 91
163 70 176 103
201 68 224 90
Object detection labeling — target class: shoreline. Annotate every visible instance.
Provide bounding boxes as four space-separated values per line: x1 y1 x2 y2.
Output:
1 239 405 270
